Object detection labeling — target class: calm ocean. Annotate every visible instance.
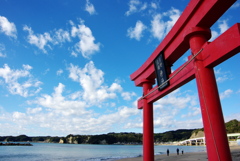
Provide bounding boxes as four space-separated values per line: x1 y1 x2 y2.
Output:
0 143 206 161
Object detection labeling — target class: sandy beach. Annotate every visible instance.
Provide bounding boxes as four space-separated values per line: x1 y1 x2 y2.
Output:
117 146 240 161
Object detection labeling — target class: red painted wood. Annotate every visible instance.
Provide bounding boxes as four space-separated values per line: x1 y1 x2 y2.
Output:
142 80 155 161
131 0 239 161
186 27 232 161
203 23 240 68
137 23 240 109
130 0 236 87
138 59 195 109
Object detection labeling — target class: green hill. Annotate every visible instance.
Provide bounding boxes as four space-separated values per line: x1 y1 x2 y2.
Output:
1 119 239 144
191 119 240 138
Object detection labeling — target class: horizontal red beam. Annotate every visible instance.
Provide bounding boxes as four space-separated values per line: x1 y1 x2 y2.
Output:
138 23 240 109
131 0 236 87
138 58 195 109
203 23 240 68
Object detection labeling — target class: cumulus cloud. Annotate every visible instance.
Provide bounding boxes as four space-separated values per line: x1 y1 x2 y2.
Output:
154 89 201 129
85 0 97 15
220 89 233 100
23 25 53 53
29 83 88 115
53 29 71 44
68 61 122 106
151 8 181 40
0 64 42 97
5 79 140 135
70 20 100 58
181 107 201 118
0 82 203 135
23 26 71 53
121 92 136 101
126 89 203 131
210 19 230 41
23 20 99 58
215 68 232 83
127 20 147 41
125 0 147 16
0 16 17 38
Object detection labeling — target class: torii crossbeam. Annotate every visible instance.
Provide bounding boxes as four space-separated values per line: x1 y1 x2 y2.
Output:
130 0 240 161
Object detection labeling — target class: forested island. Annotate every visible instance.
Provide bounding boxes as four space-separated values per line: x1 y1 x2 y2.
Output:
1 119 239 145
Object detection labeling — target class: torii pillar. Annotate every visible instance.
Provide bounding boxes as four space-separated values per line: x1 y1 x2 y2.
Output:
141 79 155 161
185 27 232 160
130 0 239 160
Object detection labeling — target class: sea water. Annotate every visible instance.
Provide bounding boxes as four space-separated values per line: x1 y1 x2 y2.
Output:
0 143 206 161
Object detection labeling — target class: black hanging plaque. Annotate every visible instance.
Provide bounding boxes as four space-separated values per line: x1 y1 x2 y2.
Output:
154 51 169 91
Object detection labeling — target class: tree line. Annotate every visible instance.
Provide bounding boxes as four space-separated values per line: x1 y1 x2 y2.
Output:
1 119 239 145
0 130 193 144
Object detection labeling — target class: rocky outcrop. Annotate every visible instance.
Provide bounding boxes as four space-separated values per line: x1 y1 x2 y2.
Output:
59 139 65 144
190 130 204 139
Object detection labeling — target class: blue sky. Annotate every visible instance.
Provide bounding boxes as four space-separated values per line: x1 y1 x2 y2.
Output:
0 0 239 136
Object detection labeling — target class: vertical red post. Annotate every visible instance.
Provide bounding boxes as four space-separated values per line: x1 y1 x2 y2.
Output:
185 27 232 161
142 79 155 161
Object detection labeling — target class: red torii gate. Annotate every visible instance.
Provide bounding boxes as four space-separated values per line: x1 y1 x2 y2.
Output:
130 0 240 161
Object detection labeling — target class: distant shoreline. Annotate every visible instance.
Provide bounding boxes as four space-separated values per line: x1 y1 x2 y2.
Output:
0 142 33 146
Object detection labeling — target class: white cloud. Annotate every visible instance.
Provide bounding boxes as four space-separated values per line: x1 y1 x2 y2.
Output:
121 92 136 101
23 25 53 53
70 20 100 58
218 20 229 34
0 64 42 97
155 89 192 110
71 51 78 57
127 20 147 41
210 20 229 41
151 14 165 40
27 107 42 114
56 69 63 76
150 2 157 9
109 83 123 92
68 61 121 106
8 80 139 135
153 89 201 129
220 89 233 100
85 0 97 15
42 68 50 75
0 81 203 135
164 8 181 33
125 0 148 16
53 29 71 44
210 30 219 41
30 83 87 114
0 43 7 58
215 68 232 83
0 16 17 38
181 107 201 118
126 89 202 131
118 106 139 118
69 91 82 100
23 20 99 58
151 8 181 40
